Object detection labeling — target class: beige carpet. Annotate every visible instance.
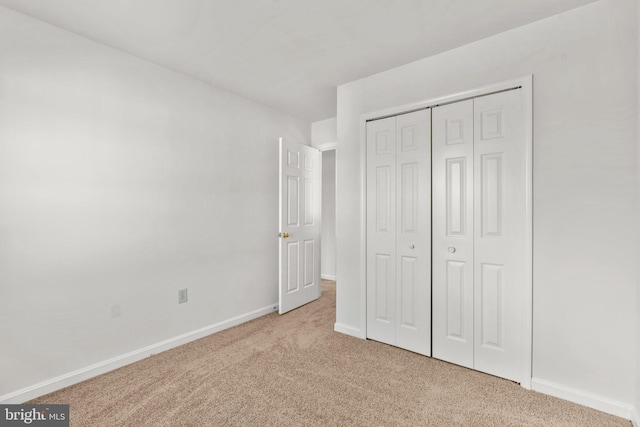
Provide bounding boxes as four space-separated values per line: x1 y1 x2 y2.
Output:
31 280 630 426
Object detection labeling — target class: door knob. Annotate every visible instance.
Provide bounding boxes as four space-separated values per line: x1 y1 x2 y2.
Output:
448 247 456 253
409 244 415 249
278 232 290 238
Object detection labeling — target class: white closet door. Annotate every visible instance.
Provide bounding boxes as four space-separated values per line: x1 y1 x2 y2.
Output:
473 90 525 382
366 110 431 355
432 89 526 383
366 116 397 346
395 110 431 356
432 100 474 368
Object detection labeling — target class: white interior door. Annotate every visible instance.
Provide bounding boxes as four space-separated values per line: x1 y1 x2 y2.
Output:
278 137 322 314
432 89 526 382
366 109 431 356
432 99 474 368
366 116 396 345
472 90 525 381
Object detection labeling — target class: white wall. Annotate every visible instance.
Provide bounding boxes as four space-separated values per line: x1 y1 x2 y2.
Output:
0 7 309 400
321 150 336 279
636 1 640 424
311 117 337 147
336 0 637 417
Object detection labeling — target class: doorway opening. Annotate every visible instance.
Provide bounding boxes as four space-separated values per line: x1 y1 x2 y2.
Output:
321 148 337 282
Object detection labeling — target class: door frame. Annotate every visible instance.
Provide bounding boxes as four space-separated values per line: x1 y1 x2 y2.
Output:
316 143 337 282
358 75 533 389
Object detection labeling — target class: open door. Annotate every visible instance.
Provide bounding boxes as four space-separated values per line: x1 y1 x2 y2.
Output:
278 137 322 314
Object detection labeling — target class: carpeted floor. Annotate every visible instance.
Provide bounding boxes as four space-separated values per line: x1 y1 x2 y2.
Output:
31 280 630 426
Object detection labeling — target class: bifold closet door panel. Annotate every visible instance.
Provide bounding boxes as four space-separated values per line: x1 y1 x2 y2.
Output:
473 90 526 383
432 100 474 368
395 109 431 356
433 89 526 383
366 110 431 356
366 116 397 346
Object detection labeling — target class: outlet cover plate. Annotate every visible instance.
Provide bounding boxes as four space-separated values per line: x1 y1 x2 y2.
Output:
178 288 188 304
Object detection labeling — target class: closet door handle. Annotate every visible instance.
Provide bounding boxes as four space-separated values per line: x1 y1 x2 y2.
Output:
409 244 415 249
448 247 456 253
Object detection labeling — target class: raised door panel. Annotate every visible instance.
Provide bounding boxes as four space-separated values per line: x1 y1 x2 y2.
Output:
303 178 315 226
432 99 474 368
445 260 467 341
287 148 300 168
366 117 397 345
287 241 300 293
447 158 467 236
395 109 431 356
479 263 504 349
400 163 418 234
399 256 417 328
287 177 300 227
481 154 504 238
376 166 393 233
375 254 393 323
303 239 315 288
473 90 525 382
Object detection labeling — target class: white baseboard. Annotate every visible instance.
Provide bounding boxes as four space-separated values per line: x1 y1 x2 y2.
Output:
334 322 362 339
0 303 278 404
321 274 336 281
531 378 634 421
631 406 640 427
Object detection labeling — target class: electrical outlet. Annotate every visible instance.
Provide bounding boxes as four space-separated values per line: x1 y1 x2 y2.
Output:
178 288 188 304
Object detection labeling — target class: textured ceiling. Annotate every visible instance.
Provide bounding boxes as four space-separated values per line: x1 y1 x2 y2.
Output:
0 0 597 121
